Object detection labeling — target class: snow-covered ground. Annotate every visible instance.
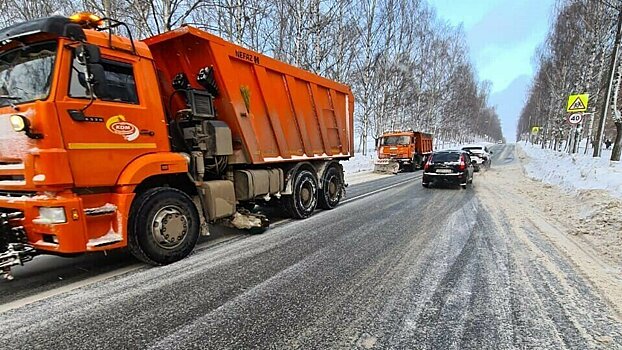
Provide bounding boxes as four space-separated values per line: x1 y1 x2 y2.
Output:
521 143 622 198
479 152 622 315
341 152 385 185
341 152 376 174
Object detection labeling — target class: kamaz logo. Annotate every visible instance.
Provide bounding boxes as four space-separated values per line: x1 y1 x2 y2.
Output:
235 50 260 64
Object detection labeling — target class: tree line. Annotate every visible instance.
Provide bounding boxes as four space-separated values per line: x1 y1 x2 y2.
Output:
517 0 622 160
0 0 503 153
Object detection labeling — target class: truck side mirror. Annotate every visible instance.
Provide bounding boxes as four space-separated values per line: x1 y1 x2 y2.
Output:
86 63 109 99
76 44 101 65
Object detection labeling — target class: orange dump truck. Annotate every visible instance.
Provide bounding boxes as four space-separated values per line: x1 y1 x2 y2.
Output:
0 13 353 278
374 131 433 173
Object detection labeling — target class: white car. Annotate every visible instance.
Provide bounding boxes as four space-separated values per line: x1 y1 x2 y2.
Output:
461 145 492 171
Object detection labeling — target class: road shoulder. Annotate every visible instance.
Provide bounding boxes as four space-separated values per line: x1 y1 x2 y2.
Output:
476 149 622 318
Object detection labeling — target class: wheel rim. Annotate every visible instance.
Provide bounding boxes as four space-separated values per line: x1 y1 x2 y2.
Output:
299 178 316 210
326 175 340 202
151 205 188 250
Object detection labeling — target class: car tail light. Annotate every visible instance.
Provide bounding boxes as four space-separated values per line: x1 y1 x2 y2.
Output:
458 155 466 171
424 156 433 171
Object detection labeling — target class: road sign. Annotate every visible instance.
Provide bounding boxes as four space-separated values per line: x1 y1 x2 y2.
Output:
567 94 589 112
531 126 541 135
568 113 583 124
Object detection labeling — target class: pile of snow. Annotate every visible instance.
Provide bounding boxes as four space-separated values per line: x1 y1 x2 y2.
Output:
521 143 622 198
341 152 376 174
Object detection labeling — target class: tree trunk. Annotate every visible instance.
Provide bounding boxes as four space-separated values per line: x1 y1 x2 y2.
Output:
611 121 622 161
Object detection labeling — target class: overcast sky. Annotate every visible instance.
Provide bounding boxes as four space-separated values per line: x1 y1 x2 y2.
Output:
433 0 555 93
432 0 556 140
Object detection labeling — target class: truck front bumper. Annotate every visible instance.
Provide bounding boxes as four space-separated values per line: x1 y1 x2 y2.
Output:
0 192 88 254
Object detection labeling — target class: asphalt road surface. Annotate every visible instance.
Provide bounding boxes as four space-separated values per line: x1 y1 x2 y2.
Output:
1 144 621 349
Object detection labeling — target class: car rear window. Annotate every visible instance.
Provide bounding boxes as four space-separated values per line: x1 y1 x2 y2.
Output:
462 147 483 152
432 152 460 162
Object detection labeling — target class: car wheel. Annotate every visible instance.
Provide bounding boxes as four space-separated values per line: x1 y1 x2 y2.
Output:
461 184 467 189
422 182 430 188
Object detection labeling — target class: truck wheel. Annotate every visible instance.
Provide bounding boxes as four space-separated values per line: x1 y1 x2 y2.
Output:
284 169 318 219
128 187 200 265
413 155 422 170
318 165 343 210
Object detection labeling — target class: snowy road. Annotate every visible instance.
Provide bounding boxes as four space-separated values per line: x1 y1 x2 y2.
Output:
1 144 622 349
0 170 417 306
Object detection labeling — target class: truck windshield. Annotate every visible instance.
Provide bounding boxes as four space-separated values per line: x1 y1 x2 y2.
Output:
381 136 410 145
0 41 56 107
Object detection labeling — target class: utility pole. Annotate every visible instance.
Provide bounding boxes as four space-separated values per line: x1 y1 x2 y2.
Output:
594 5 622 157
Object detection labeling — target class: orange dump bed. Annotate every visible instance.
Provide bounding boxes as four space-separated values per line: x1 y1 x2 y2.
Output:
414 132 433 154
144 27 354 165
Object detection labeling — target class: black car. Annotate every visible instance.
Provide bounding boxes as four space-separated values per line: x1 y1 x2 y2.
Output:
422 150 475 189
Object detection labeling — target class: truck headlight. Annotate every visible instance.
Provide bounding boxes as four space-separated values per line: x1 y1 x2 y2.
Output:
38 207 67 224
10 114 28 132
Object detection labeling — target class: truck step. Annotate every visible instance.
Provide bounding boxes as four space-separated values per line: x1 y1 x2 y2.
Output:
84 203 117 216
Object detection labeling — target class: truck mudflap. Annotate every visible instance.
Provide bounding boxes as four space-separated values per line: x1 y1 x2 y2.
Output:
0 212 37 281
373 159 400 174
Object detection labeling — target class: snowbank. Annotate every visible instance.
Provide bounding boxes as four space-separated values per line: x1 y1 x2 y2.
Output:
341 153 375 174
520 143 622 198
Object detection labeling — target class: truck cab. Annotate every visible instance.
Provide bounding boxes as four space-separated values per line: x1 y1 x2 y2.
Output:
0 15 190 273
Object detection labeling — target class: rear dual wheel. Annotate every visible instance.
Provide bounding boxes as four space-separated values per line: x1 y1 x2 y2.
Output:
284 169 318 219
318 165 344 210
284 164 345 219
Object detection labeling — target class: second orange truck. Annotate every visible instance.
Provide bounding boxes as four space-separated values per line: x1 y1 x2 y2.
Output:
374 131 433 173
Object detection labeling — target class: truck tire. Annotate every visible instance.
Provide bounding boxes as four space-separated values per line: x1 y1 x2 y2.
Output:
318 165 343 210
413 154 423 170
128 187 200 265
283 169 318 219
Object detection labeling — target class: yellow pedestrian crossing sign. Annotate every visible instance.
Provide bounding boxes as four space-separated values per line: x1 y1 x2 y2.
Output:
531 126 540 135
567 94 589 113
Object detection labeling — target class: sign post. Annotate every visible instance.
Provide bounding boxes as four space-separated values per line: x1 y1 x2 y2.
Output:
566 95 589 154
530 126 541 144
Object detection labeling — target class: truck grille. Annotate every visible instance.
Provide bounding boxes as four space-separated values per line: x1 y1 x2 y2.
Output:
0 163 26 187
0 190 36 198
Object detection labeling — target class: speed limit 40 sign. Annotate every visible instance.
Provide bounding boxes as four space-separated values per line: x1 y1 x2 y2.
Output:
568 113 582 124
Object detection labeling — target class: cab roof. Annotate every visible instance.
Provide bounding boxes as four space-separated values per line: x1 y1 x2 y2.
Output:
0 16 85 42
0 16 152 59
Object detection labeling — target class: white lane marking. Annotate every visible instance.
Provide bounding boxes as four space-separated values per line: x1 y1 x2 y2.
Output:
0 264 143 314
343 175 422 204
